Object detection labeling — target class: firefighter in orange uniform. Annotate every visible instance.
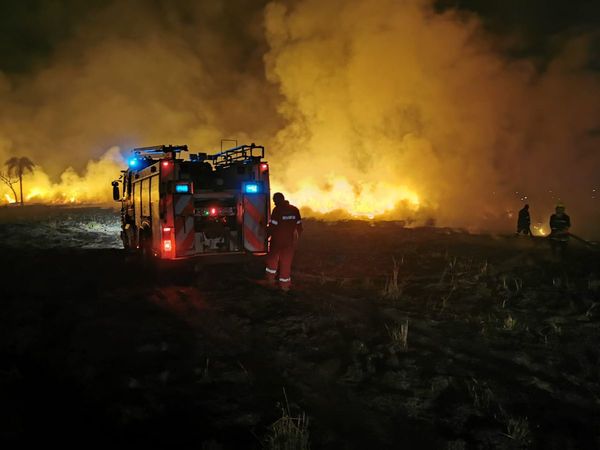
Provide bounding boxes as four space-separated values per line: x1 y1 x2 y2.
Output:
265 192 303 291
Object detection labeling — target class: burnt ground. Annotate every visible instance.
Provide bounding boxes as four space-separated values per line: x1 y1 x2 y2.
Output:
0 207 599 449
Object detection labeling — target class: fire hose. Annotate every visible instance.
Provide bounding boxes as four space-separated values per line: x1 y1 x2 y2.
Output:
546 231 597 248
566 232 596 247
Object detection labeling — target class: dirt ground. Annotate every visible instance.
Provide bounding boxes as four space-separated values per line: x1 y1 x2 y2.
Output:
1 206 599 449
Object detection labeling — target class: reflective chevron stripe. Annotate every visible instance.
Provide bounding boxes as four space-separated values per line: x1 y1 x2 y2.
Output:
243 195 267 252
175 195 192 215
174 195 195 256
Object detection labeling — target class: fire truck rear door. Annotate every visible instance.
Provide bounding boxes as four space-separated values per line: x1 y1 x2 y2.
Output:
174 192 195 257
242 183 268 253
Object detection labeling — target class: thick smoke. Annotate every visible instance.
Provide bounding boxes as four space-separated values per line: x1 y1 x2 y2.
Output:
264 0 600 234
0 0 598 236
0 0 277 183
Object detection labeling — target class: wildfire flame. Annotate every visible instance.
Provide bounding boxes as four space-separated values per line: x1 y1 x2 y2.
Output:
533 224 548 236
0 146 424 220
273 177 421 219
25 188 44 202
0 147 124 206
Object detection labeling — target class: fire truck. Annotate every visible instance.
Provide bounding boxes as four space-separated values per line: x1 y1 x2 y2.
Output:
111 143 270 261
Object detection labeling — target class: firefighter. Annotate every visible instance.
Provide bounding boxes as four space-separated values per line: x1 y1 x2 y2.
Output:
265 192 302 291
516 204 532 236
549 202 571 258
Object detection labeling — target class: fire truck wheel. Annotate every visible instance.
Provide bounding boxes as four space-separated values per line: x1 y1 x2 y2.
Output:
121 231 131 250
138 230 155 265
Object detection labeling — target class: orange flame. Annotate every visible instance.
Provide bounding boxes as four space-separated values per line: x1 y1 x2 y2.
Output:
1 147 124 206
273 177 421 219
1 146 424 220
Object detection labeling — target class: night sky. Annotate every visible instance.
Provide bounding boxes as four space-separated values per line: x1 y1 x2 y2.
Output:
2 0 599 74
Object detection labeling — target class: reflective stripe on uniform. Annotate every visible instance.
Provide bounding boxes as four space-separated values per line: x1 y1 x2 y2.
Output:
270 219 279 225
279 277 291 282
296 220 302 224
265 267 277 274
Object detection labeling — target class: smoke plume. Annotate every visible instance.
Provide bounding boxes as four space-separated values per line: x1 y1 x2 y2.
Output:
264 0 600 233
0 0 598 236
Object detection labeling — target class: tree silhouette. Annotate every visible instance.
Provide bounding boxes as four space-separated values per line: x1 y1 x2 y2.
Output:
5 157 35 206
0 171 18 203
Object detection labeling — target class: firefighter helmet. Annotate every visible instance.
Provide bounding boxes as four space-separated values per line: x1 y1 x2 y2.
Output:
273 192 285 206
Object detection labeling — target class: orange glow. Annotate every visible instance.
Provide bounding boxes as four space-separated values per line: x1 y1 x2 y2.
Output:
533 224 548 236
272 177 421 219
0 146 424 221
25 188 44 201
0 0 596 238
0 147 124 205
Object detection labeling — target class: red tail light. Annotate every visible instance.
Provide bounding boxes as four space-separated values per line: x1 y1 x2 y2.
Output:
162 226 173 255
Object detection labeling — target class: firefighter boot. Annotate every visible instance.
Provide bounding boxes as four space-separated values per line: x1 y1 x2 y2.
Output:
279 278 292 292
264 267 278 288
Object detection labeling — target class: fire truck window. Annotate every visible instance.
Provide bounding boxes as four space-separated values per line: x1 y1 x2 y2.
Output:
134 182 141 216
142 179 150 217
151 176 159 214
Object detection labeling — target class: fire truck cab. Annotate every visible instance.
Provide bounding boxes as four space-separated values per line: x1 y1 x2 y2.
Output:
111 143 270 261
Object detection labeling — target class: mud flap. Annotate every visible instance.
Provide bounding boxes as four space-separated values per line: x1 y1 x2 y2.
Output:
243 193 268 253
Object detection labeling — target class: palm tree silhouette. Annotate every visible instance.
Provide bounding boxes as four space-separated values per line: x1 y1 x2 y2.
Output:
5 157 35 206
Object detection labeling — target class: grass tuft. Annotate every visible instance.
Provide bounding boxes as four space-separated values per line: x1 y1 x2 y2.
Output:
502 416 532 447
386 320 409 351
503 314 517 331
266 389 310 450
382 257 402 300
466 378 495 412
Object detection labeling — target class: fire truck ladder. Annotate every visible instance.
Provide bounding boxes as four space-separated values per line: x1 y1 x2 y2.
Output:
133 144 188 161
207 143 264 168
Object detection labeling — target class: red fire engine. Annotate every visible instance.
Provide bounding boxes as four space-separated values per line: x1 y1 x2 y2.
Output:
111 143 270 261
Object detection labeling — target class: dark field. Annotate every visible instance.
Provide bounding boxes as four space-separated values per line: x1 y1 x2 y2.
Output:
1 207 599 449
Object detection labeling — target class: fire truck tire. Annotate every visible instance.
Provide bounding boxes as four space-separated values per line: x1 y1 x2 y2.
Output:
121 231 131 250
138 229 155 265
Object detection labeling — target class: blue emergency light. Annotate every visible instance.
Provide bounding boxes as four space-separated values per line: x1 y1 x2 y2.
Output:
128 158 138 167
244 183 259 194
175 184 190 193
